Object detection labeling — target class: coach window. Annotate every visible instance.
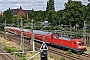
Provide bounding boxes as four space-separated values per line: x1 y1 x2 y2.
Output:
56 36 59 38
74 42 76 44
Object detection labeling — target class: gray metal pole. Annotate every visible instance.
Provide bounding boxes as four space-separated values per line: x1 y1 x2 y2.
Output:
59 20 60 26
82 6 86 42
31 19 35 51
5 20 6 27
17 20 19 28
20 17 24 52
59 19 61 26
70 23 72 35
4 20 6 39
84 20 86 42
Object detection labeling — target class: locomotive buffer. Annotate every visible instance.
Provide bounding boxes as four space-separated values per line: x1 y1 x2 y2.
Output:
40 42 48 60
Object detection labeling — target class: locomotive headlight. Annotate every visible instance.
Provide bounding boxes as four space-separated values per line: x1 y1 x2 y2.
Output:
78 46 81 48
83 46 85 48
78 46 86 49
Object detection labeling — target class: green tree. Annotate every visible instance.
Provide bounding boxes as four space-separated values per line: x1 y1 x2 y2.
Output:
57 10 64 25
11 16 20 26
47 10 59 26
68 0 72 2
11 16 18 24
46 0 55 11
0 15 3 23
63 1 85 27
28 10 34 19
3 10 13 24
28 10 46 22
35 10 46 22
86 2 90 25
87 3 90 17
88 0 90 2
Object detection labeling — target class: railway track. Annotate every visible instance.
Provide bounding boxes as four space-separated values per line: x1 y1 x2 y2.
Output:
82 53 90 57
49 49 83 60
0 33 18 60
0 33 90 60
0 47 17 60
35 42 86 60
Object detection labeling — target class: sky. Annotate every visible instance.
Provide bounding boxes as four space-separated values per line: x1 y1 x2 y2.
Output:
0 0 89 12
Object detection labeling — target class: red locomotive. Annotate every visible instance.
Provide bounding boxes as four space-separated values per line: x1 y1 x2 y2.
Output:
4 27 87 53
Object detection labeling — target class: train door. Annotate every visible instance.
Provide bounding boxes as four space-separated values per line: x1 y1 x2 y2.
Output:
72 41 78 49
51 36 59 45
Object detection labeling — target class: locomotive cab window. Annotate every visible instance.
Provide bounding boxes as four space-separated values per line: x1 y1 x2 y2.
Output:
56 36 59 38
54 36 59 38
74 42 76 44
78 41 84 45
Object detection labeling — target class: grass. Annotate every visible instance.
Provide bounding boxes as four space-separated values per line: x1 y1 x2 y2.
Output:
0 36 26 60
0 36 63 60
60 57 65 60
85 43 90 54
1 34 90 60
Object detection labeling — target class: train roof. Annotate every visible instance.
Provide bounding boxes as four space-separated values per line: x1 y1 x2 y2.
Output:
23 29 31 32
54 36 71 41
59 37 71 40
33 30 52 35
5 27 21 30
14 27 21 30
5 27 14 28
5 27 52 35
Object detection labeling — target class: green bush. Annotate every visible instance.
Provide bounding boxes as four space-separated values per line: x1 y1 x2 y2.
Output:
0 25 4 31
4 46 26 60
4 46 16 53
66 49 72 54
60 57 65 60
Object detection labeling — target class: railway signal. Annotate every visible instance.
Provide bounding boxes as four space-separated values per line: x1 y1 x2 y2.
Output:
40 42 48 60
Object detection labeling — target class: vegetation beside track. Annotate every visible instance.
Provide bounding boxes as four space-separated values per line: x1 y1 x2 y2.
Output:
0 31 90 60
0 34 66 60
85 45 90 54
0 36 26 60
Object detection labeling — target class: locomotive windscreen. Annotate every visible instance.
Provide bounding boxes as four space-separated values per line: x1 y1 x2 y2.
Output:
78 41 84 45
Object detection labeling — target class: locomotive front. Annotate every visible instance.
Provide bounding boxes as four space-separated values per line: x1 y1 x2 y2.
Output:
72 38 87 53
77 40 87 52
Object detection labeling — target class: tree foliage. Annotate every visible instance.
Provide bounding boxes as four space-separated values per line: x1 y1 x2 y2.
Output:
47 10 59 26
64 1 84 26
0 15 3 23
3 10 13 23
28 10 46 22
0 0 90 30
46 0 55 11
88 0 90 2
